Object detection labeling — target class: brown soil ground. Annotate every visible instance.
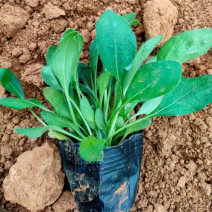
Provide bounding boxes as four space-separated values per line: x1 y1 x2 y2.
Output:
0 0 212 211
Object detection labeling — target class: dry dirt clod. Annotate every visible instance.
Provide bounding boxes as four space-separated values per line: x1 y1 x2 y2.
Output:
0 5 29 38
0 146 13 159
43 2 65 20
3 142 65 212
25 0 40 8
143 0 178 45
52 191 77 212
21 63 43 87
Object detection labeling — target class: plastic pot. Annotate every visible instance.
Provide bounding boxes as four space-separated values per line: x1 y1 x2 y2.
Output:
57 133 143 212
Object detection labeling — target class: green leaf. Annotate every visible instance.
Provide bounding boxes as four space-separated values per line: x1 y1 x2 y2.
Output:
52 131 72 142
0 98 48 110
121 118 151 142
96 10 136 82
122 13 140 26
95 108 106 131
132 96 163 118
97 71 113 102
130 20 141 26
158 28 212 63
15 125 81 141
122 13 136 23
116 116 125 130
41 111 85 138
79 135 105 162
0 68 24 99
79 84 97 103
149 75 212 117
80 96 94 123
125 61 182 103
123 35 163 93
41 66 62 91
51 32 83 93
59 28 76 44
41 111 72 128
89 39 99 77
78 63 90 86
44 87 70 119
46 46 57 66
15 126 48 138
146 56 157 64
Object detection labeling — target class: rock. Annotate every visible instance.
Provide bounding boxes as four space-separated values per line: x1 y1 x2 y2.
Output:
43 3 65 20
186 160 197 174
50 18 68 33
19 53 31 64
81 29 91 43
25 0 39 7
0 60 12 69
143 0 178 45
21 63 43 87
207 69 212 74
177 176 186 188
52 191 77 212
0 146 13 159
154 204 167 212
29 43 37 51
0 5 29 38
3 142 65 212
12 48 23 57
201 183 211 196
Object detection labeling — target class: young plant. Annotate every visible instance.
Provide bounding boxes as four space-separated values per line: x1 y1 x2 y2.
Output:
0 10 212 162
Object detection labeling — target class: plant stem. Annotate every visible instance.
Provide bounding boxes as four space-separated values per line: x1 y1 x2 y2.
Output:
106 115 151 143
64 89 79 130
28 108 47 126
69 97 92 135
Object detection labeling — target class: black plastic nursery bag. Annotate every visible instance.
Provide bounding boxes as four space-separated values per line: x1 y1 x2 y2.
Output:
58 133 143 212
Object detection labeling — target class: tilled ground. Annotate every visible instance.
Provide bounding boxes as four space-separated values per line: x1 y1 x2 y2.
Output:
0 0 211 211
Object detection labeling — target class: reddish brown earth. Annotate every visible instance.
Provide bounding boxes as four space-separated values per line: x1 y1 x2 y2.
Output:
0 0 212 211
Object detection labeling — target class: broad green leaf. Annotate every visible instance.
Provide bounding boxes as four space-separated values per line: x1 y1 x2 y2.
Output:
96 10 136 82
122 13 140 26
46 46 57 66
121 118 151 142
52 131 72 142
41 111 72 128
116 116 125 130
149 75 212 117
158 28 212 63
44 87 70 119
79 135 105 162
123 35 163 93
80 96 94 123
146 55 157 64
41 111 85 138
125 61 182 103
97 71 113 102
0 68 24 99
122 13 136 24
15 126 48 138
59 28 76 44
78 63 90 86
41 66 62 91
95 108 106 131
89 39 98 77
130 20 141 26
51 32 83 94
0 98 48 111
15 125 81 141
79 84 97 103
132 96 163 119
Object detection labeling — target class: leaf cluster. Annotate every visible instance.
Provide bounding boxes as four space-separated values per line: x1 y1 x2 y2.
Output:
1 11 212 162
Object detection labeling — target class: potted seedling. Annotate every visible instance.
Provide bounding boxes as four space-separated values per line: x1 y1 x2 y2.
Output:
1 10 212 212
